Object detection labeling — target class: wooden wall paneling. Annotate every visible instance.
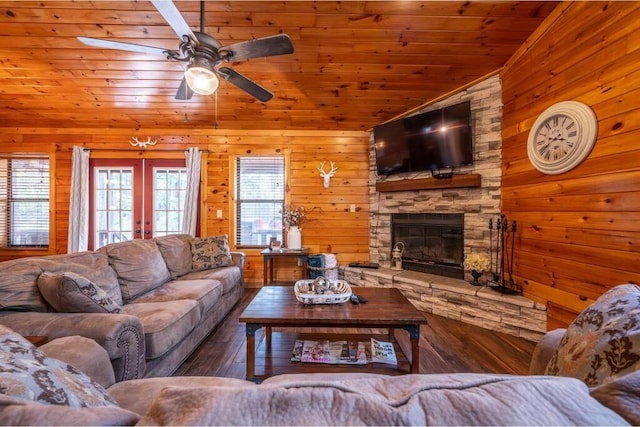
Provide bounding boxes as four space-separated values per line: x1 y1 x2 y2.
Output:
500 2 640 328
0 129 370 287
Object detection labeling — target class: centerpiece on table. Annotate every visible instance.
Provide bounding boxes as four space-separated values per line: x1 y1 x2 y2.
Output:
463 252 490 286
282 205 306 249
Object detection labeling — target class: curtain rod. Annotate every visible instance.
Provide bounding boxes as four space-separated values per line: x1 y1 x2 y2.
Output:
80 148 210 153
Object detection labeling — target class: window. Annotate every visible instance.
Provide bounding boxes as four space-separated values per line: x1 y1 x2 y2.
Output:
235 156 284 247
0 155 50 248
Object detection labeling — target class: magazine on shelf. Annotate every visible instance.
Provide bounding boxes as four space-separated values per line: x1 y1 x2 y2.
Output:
291 339 395 365
371 338 397 365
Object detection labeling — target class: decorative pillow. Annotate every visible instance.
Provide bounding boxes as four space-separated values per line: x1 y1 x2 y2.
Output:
590 370 640 425
190 235 233 272
545 283 640 387
0 325 117 408
37 271 121 314
37 252 123 305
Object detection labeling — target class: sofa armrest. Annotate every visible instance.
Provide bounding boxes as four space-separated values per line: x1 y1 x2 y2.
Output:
231 251 245 284
0 311 145 382
230 251 245 269
40 335 116 389
529 328 566 375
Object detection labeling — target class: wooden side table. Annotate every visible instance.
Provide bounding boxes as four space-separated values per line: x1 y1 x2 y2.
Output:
261 248 310 285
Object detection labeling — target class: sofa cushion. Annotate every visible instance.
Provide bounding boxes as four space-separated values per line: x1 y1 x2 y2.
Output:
590 370 640 425
0 325 117 408
155 234 193 278
180 265 242 295
121 300 201 359
0 260 48 312
190 235 233 272
102 239 171 303
37 252 122 306
37 272 122 314
138 374 628 426
545 283 640 387
108 376 256 417
131 279 223 316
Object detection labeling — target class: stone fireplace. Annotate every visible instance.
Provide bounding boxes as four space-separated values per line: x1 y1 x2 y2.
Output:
360 75 547 340
370 75 503 271
392 213 464 279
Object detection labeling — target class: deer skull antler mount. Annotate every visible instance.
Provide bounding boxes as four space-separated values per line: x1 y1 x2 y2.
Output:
129 136 158 148
318 161 338 188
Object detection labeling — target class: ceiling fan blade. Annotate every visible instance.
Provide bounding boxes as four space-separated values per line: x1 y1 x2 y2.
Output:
77 37 170 56
216 67 273 102
151 0 197 43
220 34 294 62
174 77 194 100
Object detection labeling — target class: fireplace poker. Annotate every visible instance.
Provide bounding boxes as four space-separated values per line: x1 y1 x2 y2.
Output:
500 215 507 287
489 218 494 277
494 216 502 282
509 220 516 286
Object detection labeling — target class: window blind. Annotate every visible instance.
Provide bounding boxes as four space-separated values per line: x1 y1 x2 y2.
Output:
0 155 50 248
235 156 284 247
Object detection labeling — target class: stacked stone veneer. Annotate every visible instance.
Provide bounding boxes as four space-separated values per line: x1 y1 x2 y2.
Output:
370 74 503 270
342 266 547 341
366 75 547 339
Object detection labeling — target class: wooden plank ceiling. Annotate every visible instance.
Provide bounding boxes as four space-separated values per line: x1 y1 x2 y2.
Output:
0 1 558 131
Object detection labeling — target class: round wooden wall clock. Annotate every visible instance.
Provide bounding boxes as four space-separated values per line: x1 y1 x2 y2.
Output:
527 101 598 175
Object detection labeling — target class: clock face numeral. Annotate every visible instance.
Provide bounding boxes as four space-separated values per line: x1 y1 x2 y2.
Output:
535 114 578 162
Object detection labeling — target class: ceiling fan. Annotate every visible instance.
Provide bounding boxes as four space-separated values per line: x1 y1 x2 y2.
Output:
78 0 293 102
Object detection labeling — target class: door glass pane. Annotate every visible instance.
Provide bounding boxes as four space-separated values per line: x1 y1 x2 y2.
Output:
153 167 187 237
93 167 134 249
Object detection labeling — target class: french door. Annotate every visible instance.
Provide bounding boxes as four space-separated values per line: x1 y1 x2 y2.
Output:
88 158 187 250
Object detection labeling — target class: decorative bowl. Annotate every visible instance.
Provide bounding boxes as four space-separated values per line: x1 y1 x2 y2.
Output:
294 278 352 305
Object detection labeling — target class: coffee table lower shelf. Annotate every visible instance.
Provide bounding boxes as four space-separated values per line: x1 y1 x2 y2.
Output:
248 331 411 382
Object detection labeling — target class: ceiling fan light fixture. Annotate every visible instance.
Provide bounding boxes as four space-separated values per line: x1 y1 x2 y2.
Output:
185 57 219 95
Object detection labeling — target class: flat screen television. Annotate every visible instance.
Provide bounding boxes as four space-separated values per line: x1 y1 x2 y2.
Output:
373 101 473 176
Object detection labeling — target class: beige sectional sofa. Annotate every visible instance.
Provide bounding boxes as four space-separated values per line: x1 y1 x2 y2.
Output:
0 323 636 426
0 234 244 382
1 283 638 425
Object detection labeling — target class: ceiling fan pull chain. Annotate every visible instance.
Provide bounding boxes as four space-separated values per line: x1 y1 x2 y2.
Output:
214 90 219 129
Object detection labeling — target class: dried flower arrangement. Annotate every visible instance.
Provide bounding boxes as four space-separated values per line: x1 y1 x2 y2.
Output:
463 252 490 272
281 205 306 228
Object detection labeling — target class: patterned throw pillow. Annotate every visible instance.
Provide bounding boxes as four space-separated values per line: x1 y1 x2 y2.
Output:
190 235 233 272
0 325 117 408
37 272 122 314
545 283 640 387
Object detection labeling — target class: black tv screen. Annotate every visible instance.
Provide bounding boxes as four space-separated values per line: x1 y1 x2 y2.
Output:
374 101 473 176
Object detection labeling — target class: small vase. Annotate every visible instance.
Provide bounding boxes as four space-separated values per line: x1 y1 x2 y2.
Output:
470 270 482 286
288 226 302 250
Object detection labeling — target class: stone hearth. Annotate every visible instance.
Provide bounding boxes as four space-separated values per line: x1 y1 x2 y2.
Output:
342 265 547 341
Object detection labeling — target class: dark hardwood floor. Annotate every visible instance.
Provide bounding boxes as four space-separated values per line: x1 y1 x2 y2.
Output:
174 288 537 379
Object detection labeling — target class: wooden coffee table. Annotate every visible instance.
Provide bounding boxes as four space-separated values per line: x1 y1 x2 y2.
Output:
239 286 428 382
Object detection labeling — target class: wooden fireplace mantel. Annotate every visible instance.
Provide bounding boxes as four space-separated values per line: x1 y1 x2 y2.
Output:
375 173 481 193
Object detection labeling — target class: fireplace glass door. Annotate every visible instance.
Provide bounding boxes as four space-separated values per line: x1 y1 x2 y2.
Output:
392 213 464 279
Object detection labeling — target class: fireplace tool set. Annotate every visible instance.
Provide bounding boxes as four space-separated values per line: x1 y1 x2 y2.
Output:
487 214 521 295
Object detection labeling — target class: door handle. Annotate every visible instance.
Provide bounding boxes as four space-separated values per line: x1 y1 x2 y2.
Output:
135 229 141 234
144 230 151 235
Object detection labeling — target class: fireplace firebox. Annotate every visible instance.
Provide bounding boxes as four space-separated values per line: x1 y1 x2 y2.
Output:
391 213 464 279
